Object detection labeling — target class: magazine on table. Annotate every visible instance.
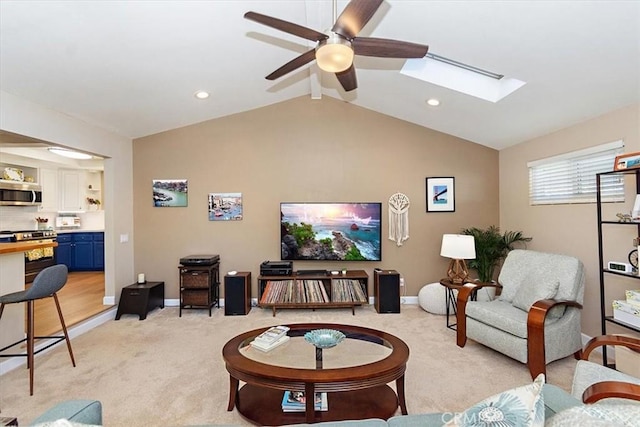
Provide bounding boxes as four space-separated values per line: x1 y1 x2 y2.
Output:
281 390 328 412
254 325 290 345
250 334 290 352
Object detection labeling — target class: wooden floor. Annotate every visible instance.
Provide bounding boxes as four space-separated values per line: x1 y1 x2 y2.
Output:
32 271 107 337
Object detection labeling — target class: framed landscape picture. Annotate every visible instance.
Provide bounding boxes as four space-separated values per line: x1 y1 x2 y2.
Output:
152 179 188 207
208 192 243 221
426 177 455 212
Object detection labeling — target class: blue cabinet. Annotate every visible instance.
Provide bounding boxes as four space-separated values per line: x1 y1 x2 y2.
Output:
56 232 104 271
56 234 73 268
94 233 104 270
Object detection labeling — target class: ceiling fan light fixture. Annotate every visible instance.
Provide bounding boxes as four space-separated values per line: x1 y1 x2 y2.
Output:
315 34 354 73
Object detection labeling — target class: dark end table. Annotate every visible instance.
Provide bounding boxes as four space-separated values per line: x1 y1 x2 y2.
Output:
115 281 165 320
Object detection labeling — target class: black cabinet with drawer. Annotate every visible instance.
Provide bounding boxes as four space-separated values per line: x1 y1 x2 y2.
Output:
179 262 220 316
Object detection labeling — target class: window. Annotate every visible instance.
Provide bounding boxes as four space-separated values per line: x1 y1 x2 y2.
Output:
528 140 624 205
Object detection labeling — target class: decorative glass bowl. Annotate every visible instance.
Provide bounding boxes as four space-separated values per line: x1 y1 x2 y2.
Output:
304 329 346 349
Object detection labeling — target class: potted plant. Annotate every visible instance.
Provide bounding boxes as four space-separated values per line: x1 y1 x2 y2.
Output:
86 197 101 210
461 226 532 283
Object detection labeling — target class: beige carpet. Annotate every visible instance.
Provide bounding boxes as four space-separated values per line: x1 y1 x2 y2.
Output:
0 305 577 426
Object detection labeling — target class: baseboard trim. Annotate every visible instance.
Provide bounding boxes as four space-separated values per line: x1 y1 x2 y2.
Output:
0 307 116 376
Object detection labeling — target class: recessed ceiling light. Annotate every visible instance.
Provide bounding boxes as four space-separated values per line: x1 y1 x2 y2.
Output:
426 98 441 107
48 147 92 160
194 91 210 99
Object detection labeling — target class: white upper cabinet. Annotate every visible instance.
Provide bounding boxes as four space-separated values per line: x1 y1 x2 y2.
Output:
59 169 85 211
38 168 58 212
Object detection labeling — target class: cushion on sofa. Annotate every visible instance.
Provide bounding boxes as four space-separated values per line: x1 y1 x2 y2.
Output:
444 373 545 427
512 279 559 312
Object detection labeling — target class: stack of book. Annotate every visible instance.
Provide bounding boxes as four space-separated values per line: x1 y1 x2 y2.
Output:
281 390 328 412
250 325 290 352
612 290 640 328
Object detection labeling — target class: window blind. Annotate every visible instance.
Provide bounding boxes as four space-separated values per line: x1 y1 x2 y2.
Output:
528 140 624 205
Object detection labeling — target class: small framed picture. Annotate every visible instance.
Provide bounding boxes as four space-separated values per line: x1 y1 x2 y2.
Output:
426 177 455 212
614 152 640 171
208 192 243 221
152 179 188 207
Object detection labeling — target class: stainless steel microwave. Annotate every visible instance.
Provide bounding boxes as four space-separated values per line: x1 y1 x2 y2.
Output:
0 181 42 206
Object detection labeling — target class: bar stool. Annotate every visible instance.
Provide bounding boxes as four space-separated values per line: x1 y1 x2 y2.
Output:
0 264 76 395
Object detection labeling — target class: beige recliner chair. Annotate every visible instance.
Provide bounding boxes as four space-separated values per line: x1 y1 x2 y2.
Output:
456 249 585 379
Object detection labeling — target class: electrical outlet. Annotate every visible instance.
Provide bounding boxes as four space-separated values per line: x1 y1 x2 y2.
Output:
399 277 405 287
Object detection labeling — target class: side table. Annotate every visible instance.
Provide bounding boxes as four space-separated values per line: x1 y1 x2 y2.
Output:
0 417 18 426
115 281 165 320
439 279 476 330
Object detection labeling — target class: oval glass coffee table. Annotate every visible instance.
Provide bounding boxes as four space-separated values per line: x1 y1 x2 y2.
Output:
223 323 410 425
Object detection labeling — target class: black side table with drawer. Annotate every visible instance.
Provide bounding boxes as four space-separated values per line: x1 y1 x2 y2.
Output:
115 281 165 320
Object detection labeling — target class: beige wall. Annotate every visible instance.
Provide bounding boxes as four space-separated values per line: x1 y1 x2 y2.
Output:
133 96 499 300
0 91 135 302
500 104 640 337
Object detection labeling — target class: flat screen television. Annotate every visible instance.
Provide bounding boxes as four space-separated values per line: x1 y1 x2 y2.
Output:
280 202 382 261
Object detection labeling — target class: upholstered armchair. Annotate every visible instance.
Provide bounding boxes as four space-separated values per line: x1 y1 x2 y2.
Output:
456 249 585 379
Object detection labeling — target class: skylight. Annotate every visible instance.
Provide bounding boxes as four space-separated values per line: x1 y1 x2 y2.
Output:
401 54 526 103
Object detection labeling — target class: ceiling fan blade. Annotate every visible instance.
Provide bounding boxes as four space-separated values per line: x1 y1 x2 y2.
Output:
245 11 328 42
265 49 317 80
332 0 383 39
352 37 429 58
335 65 358 92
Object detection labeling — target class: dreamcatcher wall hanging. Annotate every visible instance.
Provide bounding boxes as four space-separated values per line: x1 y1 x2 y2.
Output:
388 193 410 246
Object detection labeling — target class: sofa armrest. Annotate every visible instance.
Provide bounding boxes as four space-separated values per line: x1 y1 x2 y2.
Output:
455 282 495 347
582 380 640 403
526 299 583 379
31 400 102 426
582 334 640 360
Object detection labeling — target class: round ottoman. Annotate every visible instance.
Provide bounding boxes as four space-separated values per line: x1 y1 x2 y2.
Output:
418 282 455 315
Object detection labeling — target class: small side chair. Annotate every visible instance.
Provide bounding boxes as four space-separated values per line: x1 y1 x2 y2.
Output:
0 264 76 395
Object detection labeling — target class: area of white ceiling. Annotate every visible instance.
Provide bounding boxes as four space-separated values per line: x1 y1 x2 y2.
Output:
1 1 638 150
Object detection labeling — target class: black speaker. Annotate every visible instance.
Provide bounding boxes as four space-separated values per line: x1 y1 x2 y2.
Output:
374 270 401 313
224 272 251 315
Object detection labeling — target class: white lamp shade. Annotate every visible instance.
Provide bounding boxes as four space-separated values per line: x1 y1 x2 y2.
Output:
440 234 476 259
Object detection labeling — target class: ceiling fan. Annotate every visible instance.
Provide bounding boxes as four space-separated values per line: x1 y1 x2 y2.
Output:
244 0 429 92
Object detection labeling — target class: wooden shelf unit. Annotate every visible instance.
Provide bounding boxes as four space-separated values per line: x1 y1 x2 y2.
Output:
257 270 369 317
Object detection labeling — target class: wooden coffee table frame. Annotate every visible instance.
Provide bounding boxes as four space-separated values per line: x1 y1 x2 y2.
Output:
223 323 409 425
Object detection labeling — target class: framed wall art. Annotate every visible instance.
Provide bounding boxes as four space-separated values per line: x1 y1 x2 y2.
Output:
152 179 188 207
426 177 455 212
208 192 243 221
614 152 640 171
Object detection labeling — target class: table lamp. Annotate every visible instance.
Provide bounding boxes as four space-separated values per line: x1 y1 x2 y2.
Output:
440 234 476 284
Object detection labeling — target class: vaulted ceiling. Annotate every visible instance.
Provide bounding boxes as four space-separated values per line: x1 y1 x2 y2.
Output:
1 1 638 150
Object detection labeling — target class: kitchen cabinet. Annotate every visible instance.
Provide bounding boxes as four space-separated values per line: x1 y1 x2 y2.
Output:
38 168 58 212
56 232 104 271
55 234 72 268
94 233 104 269
59 169 85 211
73 233 94 270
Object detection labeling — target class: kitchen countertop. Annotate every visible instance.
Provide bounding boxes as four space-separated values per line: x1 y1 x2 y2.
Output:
0 240 58 255
55 229 105 233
